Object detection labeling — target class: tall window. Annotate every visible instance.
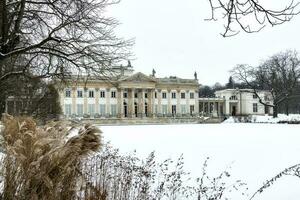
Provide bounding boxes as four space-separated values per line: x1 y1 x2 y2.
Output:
123 92 128 98
111 104 117 116
134 92 138 98
144 92 148 99
100 91 105 98
155 105 158 114
99 104 106 116
77 104 83 117
65 104 72 116
181 92 185 99
162 105 168 114
190 92 194 99
190 105 195 114
111 91 116 98
162 92 167 99
181 105 186 114
171 92 176 99
89 90 94 98
88 104 95 116
155 92 157 99
253 103 258 112
65 89 71 98
77 90 83 98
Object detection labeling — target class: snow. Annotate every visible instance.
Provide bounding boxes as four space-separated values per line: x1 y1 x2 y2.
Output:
223 114 300 123
100 123 300 200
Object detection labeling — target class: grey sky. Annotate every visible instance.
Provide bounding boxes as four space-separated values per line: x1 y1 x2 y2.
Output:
109 0 300 85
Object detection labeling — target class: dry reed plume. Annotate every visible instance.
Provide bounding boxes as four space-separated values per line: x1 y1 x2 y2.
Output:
0 114 102 200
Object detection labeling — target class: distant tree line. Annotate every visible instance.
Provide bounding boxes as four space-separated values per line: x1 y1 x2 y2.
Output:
199 50 300 117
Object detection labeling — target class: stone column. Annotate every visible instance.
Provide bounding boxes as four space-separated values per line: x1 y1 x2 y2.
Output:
176 89 181 115
167 89 171 115
148 89 154 117
72 87 76 115
158 89 162 115
117 88 123 118
194 91 199 116
186 90 190 115
106 88 110 117
95 88 99 115
83 87 88 115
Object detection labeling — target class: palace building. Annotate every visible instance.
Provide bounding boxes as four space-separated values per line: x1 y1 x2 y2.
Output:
59 63 200 120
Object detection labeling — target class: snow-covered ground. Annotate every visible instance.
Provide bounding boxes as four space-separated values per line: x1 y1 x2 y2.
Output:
223 114 300 123
101 123 300 200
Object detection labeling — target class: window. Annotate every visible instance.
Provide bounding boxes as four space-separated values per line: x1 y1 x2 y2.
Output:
253 103 258 112
77 104 83 117
89 90 94 98
190 92 194 99
155 105 158 114
99 104 106 116
123 92 128 98
190 105 195 114
65 89 71 98
253 94 257 99
181 105 186 114
181 92 185 99
229 95 237 100
155 92 157 98
162 105 168 114
111 91 116 98
134 92 138 98
77 90 83 98
145 93 148 99
88 104 95 116
100 91 105 98
111 104 117 116
65 104 72 116
172 105 176 114
162 92 167 99
171 92 176 99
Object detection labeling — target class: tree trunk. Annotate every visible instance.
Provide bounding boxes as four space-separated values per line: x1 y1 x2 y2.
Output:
273 105 278 118
285 100 289 116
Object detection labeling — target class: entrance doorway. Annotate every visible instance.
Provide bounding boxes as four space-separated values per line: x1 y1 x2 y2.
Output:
172 105 176 116
230 103 237 116
145 102 148 117
123 102 128 117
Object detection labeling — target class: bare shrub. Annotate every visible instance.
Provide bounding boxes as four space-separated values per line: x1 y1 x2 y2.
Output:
0 114 102 200
81 144 247 200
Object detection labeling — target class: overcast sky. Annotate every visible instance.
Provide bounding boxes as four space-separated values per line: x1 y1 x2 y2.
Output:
108 0 300 85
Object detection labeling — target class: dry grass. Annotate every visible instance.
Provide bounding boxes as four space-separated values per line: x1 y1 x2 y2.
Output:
0 114 102 200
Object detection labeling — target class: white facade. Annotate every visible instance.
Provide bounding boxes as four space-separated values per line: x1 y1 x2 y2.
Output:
214 89 273 116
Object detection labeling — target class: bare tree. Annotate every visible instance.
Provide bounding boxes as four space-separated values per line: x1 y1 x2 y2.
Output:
232 50 300 117
0 0 132 113
0 0 132 80
207 0 300 37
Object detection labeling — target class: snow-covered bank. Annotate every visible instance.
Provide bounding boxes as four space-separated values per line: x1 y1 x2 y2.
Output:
100 123 300 200
223 114 300 124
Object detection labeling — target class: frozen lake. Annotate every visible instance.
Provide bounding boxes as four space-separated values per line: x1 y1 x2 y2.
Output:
101 123 300 200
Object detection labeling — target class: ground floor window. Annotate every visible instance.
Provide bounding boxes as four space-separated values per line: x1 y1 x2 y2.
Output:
172 105 176 115
77 104 83 117
181 105 186 114
162 104 168 115
253 103 258 113
65 104 72 116
88 104 95 116
111 104 117 117
190 105 195 114
99 104 106 116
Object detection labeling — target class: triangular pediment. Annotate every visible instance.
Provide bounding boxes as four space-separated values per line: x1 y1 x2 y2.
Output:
119 72 156 83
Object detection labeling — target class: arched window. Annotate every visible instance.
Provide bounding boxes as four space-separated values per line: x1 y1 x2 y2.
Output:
229 95 238 100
